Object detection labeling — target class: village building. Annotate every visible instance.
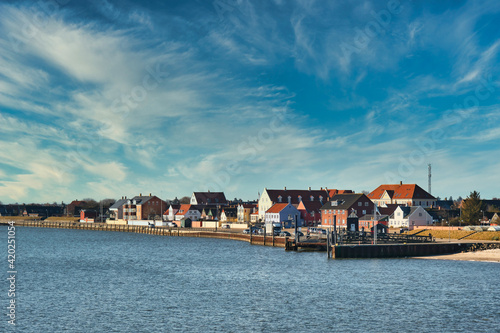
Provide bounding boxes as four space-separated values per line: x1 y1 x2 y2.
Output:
174 204 201 221
264 203 302 228
123 194 167 221
220 207 237 222
388 206 433 229
320 193 375 229
258 187 332 221
190 191 228 206
108 197 128 221
297 200 323 226
367 182 436 208
237 203 258 223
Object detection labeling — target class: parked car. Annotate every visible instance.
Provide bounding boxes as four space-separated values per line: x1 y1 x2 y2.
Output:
166 222 177 227
221 224 230 229
243 229 250 234
279 231 291 237
293 231 304 237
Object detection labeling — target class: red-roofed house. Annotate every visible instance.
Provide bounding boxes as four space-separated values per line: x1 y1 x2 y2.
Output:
264 202 302 228
367 182 436 208
297 200 323 226
175 204 201 221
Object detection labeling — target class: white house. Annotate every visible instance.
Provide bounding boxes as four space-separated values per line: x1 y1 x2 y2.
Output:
175 204 201 221
164 204 180 221
264 203 302 229
389 206 433 229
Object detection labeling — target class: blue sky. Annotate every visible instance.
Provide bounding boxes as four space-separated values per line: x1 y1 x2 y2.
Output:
0 0 499 203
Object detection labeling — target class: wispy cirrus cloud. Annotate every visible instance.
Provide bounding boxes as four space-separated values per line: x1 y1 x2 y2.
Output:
0 0 500 204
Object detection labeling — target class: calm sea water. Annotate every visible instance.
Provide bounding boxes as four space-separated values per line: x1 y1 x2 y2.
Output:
2 226 499 333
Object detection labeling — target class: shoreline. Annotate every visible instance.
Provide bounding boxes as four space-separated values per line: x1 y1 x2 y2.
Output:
413 249 500 263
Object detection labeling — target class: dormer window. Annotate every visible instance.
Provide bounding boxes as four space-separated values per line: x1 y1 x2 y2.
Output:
207 198 211 203
298 195 302 202
278 196 282 203
310 195 314 201
288 196 291 203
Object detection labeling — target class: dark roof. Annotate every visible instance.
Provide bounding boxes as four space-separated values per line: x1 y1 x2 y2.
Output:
393 206 419 219
129 196 154 205
378 204 399 216
266 189 329 205
320 193 366 210
193 192 227 205
298 200 324 213
109 199 128 210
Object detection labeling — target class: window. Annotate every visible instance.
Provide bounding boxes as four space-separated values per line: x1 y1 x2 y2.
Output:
419 213 422 216
298 196 302 202
358 202 362 206
310 195 314 201
278 196 282 203
362 210 366 215
365 202 369 206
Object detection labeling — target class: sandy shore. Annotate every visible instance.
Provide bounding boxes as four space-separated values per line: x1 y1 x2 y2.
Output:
415 249 500 262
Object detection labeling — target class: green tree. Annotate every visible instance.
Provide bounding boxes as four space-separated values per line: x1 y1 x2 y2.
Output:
461 191 483 225
179 196 190 204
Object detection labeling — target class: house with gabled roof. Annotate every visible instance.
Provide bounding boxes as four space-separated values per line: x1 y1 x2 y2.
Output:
264 203 302 228
201 207 219 220
320 193 375 229
123 194 168 222
297 200 323 227
163 204 181 221
359 214 389 230
237 203 257 223
388 206 433 229
221 207 237 222
258 187 331 221
368 182 436 208
190 191 227 206
108 197 129 221
175 204 201 221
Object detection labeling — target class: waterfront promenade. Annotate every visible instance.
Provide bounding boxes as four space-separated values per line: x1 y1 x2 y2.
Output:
3 219 500 260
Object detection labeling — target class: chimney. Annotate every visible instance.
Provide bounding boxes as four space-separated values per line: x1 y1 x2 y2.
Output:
308 187 311 191
400 181 402 185
320 187 323 190
284 186 286 191
140 193 142 197
149 193 152 196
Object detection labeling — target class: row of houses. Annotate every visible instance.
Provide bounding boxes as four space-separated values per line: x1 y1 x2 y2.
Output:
94 182 438 230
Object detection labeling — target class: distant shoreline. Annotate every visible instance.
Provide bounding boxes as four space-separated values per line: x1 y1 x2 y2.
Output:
414 249 500 262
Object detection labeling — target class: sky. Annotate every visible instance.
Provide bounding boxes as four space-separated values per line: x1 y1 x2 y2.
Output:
0 0 499 204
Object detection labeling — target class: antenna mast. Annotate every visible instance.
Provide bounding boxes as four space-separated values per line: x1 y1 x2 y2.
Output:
428 164 432 194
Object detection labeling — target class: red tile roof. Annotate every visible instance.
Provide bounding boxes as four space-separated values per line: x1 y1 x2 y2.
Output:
176 204 191 215
368 184 435 200
266 203 289 213
327 189 354 197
